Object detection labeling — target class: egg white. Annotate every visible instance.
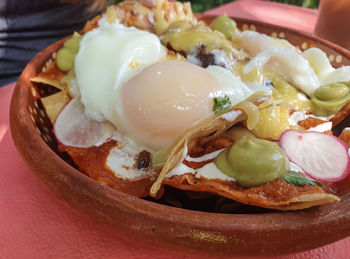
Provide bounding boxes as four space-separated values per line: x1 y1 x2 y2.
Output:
74 20 167 125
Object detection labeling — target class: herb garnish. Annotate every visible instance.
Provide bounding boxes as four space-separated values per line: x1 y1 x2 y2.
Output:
282 172 323 187
213 95 232 114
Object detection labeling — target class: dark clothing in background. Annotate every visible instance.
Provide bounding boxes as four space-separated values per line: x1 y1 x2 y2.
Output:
0 0 102 85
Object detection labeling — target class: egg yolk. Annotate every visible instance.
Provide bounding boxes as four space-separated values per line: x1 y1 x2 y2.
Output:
120 60 221 151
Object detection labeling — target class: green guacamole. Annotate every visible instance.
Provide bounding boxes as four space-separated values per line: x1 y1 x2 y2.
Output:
162 30 238 56
311 82 350 116
210 14 238 40
214 138 289 187
56 32 82 72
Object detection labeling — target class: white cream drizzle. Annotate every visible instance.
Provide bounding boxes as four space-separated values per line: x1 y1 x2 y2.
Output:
186 148 225 162
167 163 195 178
308 114 334 121
211 49 232 70
288 111 307 126
307 122 332 133
106 148 154 180
288 111 333 132
106 132 155 180
166 145 194 178
166 146 235 180
195 162 234 180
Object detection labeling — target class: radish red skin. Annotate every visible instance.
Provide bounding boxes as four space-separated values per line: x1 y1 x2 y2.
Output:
280 130 350 183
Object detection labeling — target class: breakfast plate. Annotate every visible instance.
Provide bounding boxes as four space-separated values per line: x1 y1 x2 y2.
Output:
10 1 350 256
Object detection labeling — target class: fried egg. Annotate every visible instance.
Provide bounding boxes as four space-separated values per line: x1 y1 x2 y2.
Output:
73 20 270 153
243 48 320 96
118 61 270 151
232 30 296 57
74 20 167 124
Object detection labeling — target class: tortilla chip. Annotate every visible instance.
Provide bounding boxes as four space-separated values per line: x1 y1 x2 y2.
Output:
31 59 67 91
285 194 339 210
149 96 270 196
150 108 247 197
149 96 341 209
164 174 339 211
331 101 350 126
59 141 156 197
82 14 102 33
41 90 70 123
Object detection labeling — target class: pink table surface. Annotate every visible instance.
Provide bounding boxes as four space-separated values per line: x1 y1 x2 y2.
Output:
1 1 350 258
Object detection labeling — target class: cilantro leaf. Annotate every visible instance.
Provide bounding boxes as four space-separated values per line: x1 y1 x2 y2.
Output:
213 95 232 114
282 172 323 187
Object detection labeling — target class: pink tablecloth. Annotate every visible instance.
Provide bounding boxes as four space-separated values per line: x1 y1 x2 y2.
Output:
1 1 350 258
205 0 318 33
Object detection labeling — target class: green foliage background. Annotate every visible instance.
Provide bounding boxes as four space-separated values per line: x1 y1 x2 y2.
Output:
108 0 320 13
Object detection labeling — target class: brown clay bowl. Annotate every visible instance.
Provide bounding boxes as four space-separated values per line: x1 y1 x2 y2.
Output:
10 15 350 256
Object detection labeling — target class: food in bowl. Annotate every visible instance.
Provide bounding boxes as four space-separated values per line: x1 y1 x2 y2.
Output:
30 0 350 211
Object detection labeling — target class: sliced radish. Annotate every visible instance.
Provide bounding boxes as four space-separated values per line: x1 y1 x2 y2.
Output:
280 130 350 182
54 97 115 148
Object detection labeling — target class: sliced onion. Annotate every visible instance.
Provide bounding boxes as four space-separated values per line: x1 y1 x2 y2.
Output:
234 100 259 130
